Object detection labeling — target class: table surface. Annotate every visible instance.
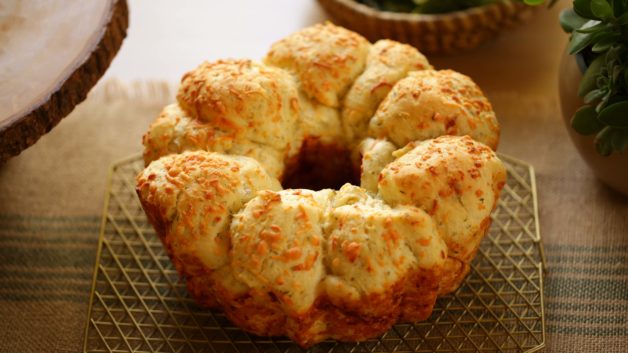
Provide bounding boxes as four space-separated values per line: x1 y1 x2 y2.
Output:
1 1 627 352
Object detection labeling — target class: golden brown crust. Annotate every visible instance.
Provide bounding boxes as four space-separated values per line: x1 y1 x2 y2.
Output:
319 286 402 343
185 274 220 308
400 268 442 322
438 256 470 296
216 286 287 337
212 268 441 347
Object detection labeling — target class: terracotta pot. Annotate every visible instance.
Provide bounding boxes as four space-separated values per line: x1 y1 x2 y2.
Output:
558 48 628 196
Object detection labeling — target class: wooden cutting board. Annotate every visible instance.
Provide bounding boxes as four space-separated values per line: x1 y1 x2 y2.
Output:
0 0 128 162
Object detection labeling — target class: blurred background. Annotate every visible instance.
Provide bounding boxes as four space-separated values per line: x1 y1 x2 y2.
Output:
103 0 566 95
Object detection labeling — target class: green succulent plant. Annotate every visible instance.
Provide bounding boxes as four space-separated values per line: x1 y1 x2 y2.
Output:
357 0 549 14
561 0 628 155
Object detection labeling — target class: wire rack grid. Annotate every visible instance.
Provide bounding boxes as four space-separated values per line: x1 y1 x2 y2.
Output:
83 153 546 353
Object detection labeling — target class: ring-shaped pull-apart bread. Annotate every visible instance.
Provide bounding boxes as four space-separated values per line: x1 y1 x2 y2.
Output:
137 22 506 347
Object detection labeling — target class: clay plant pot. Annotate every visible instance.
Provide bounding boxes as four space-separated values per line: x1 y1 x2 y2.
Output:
558 48 628 196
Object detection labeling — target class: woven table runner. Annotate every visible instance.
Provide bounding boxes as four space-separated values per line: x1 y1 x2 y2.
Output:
0 76 626 352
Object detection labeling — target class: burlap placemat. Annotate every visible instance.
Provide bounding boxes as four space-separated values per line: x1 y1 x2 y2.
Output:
0 73 626 352
0 81 170 353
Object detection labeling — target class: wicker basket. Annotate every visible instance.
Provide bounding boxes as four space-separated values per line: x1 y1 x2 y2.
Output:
317 0 535 54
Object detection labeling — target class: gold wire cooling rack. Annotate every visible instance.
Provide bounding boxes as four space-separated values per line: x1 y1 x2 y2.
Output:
83 153 546 353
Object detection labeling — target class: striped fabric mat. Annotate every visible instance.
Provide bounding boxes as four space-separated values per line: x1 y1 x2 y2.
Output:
0 215 97 303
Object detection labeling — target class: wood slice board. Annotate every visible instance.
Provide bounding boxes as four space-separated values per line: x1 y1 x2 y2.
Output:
0 0 128 162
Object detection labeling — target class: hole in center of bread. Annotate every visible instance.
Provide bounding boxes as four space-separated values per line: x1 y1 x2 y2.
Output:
281 137 358 191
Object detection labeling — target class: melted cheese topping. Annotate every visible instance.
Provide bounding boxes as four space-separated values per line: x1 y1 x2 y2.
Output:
136 151 281 273
230 189 333 314
378 135 506 260
369 70 499 150
324 185 445 301
343 39 432 143
264 22 370 108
